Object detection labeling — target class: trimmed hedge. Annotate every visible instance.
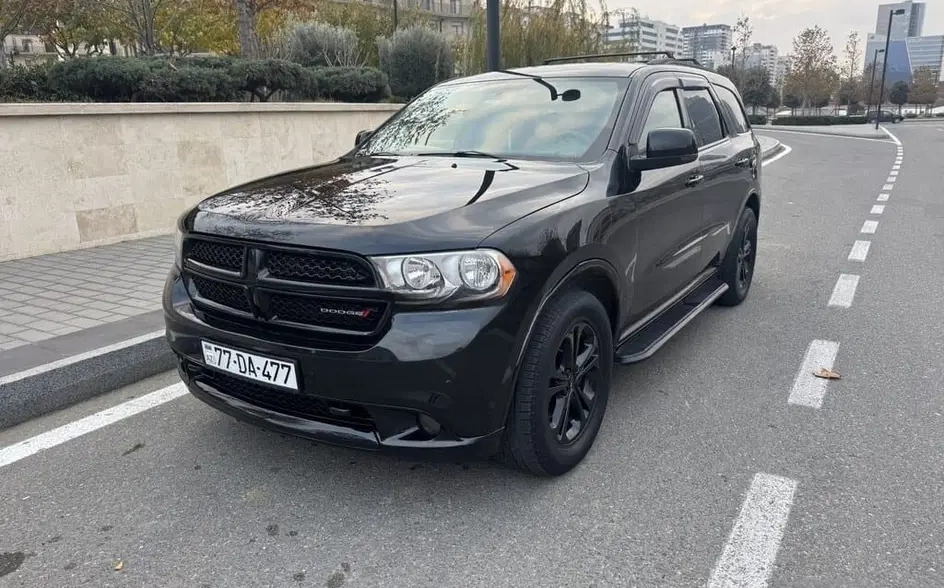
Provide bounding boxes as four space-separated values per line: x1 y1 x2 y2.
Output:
771 115 867 126
747 114 767 126
0 56 390 103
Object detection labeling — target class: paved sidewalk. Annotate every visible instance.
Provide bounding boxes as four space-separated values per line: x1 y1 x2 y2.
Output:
0 235 173 351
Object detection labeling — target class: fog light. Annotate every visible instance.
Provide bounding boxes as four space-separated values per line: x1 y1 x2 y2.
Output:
417 414 441 436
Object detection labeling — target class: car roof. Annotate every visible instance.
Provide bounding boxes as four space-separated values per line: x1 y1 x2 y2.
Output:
443 61 735 86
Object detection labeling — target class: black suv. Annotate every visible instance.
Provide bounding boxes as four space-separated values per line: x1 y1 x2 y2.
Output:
163 53 762 477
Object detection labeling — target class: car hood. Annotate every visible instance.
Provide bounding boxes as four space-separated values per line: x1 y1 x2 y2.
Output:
185 154 590 255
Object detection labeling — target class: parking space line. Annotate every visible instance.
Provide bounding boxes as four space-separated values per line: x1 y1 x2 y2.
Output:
828 274 860 308
788 340 841 409
871 205 886 215
708 472 798 588
0 383 187 469
862 220 879 233
877 194 889 202
848 240 871 262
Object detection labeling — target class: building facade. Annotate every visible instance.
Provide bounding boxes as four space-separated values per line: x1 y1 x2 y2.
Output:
865 33 944 85
743 43 779 84
680 24 732 69
875 1 925 40
605 15 682 56
2 34 57 67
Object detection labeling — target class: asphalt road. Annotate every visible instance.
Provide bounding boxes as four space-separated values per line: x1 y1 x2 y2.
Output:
2 123 943 588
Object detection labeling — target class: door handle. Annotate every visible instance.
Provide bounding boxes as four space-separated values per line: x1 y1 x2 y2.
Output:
685 174 704 187
735 157 751 167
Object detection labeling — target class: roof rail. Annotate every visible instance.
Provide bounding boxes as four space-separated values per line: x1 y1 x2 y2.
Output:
543 51 675 65
646 57 708 70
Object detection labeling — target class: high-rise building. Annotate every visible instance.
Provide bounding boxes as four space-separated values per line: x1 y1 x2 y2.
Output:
680 24 732 69
875 1 925 40
605 15 682 56
865 32 944 85
743 43 779 81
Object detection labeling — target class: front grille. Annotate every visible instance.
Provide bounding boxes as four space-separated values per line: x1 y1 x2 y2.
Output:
194 368 375 431
270 294 385 331
191 275 252 313
189 240 244 272
265 251 375 287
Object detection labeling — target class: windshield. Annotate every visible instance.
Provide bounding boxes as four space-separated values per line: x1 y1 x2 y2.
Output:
360 76 628 161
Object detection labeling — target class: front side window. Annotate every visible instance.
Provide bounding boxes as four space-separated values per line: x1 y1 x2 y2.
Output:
682 88 725 146
360 76 628 161
639 89 683 148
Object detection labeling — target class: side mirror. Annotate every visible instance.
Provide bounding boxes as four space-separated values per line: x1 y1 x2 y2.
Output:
354 129 373 148
629 128 698 172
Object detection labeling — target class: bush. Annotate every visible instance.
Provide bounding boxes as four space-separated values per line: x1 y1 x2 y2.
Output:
378 26 453 99
0 63 66 101
48 58 160 102
747 114 767 126
135 66 240 102
230 59 318 101
771 115 867 126
284 22 364 68
312 66 390 102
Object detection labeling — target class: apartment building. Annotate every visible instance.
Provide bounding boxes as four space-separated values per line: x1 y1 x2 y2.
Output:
606 15 682 55
2 34 57 67
680 24 732 69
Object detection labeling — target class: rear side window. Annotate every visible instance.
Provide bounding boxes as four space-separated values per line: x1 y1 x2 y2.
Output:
639 89 683 148
682 89 724 146
715 86 750 134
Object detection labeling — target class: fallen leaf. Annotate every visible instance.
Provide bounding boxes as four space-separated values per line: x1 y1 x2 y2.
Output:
113 560 124 572
813 367 841 380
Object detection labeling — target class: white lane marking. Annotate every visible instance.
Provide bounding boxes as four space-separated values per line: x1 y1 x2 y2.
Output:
761 143 792 167
708 472 798 588
756 128 895 144
892 165 901 170
883 127 902 146
877 194 890 201
788 340 841 409
861 220 879 234
895 159 903 164
828 274 860 308
0 383 188 469
871 205 886 215
886 176 897 183
883 184 894 190
0 330 166 387
889 170 899 176
848 240 871 262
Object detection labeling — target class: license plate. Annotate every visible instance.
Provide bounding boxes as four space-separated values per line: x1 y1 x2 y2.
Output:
201 341 298 390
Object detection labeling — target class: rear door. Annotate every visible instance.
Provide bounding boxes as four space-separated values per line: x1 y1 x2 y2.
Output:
676 80 745 266
696 83 759 262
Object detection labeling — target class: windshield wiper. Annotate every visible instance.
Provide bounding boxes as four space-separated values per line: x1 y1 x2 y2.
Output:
421 150 505 159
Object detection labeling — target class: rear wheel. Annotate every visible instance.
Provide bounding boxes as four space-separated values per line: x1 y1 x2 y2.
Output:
501 288 613 477
716 206 757 307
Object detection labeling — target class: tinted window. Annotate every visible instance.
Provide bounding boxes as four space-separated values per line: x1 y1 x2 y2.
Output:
682 89 725 146
639 89 683 148
715 86 750 134
360 77 628 161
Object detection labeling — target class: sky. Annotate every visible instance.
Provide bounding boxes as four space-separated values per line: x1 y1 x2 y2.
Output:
605 0 944 57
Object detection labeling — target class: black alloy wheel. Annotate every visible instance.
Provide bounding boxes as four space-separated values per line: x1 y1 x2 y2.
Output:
717 206 757 306
548 321 601 445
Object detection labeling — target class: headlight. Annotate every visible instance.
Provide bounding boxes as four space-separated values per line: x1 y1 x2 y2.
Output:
174 226 184 269
369 249 516 303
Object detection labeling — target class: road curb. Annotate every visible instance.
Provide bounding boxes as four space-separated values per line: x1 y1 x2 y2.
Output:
760 137 783 160
0 314 174 431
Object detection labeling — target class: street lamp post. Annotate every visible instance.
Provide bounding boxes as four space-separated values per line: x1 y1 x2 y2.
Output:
866 48 884 116
875 7 906 129
486 0 500 71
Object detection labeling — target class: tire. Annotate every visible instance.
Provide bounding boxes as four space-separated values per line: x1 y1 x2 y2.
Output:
501 288 613 477
716 205 758 307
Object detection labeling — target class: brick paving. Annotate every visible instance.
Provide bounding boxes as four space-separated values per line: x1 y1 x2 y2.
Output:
0 235 174 351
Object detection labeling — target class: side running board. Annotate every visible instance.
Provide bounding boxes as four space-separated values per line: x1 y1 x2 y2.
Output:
614 278 729 364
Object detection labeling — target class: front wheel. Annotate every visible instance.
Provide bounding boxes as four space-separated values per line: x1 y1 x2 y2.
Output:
501 288 613 477
716 206 758 307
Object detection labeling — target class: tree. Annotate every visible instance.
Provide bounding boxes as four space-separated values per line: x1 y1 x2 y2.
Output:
785 26 838 111
732 14 752 69
862 61 886 109
232 0 308 58
910 66 938 113
840 30 862 108
889 80 909 113
0 0 53 66
37 0 118 58
741 66 772 113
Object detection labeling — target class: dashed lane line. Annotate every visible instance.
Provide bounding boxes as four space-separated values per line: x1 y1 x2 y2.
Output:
848 240 871 262
708 473 798 588
828 274 860 308
883 184 894 191
878 194 890 202
871 205 886 215
861 220 879 234
788 340 841 409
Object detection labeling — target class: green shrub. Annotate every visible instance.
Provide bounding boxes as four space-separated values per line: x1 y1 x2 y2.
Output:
135 66 240 102
771 115 867 126
0 63 65 101
47 58 159 102
284 22 364 68
747 114 767 126
377 26 453 99
229 59 317 101
312 66 390 102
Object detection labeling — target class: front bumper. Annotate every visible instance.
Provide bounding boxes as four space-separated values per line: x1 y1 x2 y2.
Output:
163 267 519 459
